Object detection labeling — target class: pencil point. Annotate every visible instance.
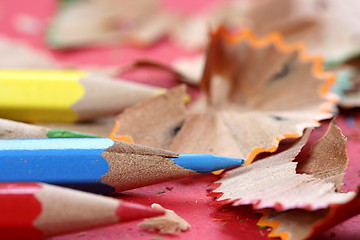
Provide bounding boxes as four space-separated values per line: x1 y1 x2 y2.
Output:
172 154 245 173
116 202 165 222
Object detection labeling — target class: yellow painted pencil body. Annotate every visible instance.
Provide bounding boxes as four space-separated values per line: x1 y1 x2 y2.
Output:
0 69 162 122
0 70 85 122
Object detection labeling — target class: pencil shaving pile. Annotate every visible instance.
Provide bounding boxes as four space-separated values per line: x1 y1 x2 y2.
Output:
114 27 336 164
111 26 360 239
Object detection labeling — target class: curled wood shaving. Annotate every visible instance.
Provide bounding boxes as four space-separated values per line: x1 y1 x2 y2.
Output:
212 124 355 211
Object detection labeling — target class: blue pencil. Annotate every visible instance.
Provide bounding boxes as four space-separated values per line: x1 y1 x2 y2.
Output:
0 138 244 194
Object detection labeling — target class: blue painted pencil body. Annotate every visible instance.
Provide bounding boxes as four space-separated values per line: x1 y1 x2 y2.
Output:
0 138 244 194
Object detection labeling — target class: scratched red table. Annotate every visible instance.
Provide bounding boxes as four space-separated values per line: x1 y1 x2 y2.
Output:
0 1 359 239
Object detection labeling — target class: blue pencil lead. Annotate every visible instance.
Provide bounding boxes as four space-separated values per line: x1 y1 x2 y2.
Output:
171 154 245 173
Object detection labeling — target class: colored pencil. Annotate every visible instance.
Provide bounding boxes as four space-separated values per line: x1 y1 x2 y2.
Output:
0 138 245 194
0 118 100 139
0 182 164 239
0 69 163 122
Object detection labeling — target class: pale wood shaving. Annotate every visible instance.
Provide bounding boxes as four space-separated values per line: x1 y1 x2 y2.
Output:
114 85 187 149
214 123 355 211
48 0 176 48
138 203 190 234
171 55 205 86
0 36 57 68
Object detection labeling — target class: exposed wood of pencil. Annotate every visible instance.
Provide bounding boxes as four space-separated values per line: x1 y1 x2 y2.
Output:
72 73 161 121
34 183 120 237
100 140 195 192
0 118 48 139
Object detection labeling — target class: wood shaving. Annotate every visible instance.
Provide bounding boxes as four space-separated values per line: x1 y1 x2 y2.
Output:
0 36 57 68
245 0 360 65
138 203 190 234
48 0 179 48
258 190 360 240
212 123 355 211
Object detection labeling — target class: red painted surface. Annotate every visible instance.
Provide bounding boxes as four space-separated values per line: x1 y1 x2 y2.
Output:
0 183 43 240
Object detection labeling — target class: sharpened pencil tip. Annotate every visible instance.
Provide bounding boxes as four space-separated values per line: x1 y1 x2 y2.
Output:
171 154 244 173
116 201 165 222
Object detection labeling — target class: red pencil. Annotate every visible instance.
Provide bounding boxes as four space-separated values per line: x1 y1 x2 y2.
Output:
0 182 164 239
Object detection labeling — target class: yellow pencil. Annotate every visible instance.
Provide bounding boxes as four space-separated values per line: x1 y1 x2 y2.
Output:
0 69 163 122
